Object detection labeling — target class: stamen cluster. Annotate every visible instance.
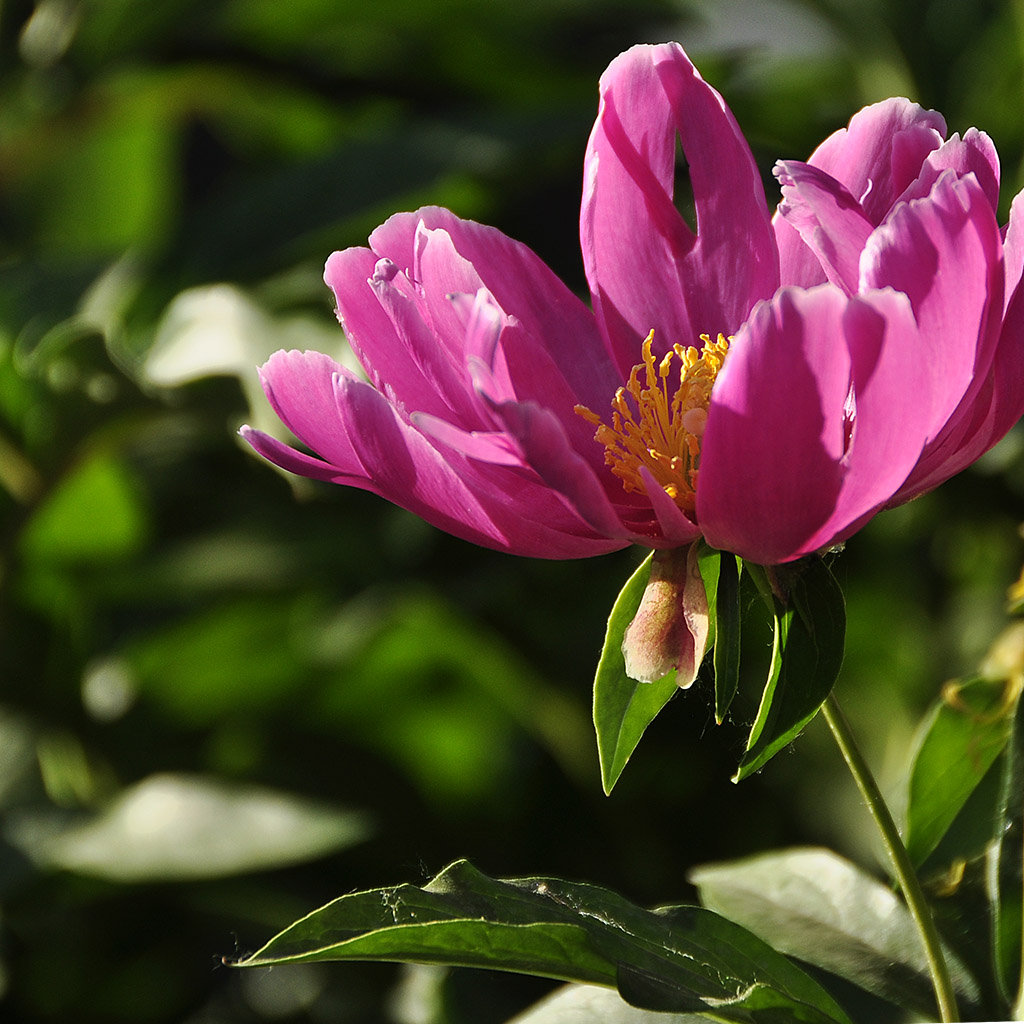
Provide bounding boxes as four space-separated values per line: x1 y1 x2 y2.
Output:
576 332 729 514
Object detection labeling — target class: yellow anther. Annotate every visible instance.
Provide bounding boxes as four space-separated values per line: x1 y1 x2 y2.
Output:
575 330 729 515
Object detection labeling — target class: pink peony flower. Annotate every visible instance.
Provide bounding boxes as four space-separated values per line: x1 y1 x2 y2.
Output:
242 42 1024 568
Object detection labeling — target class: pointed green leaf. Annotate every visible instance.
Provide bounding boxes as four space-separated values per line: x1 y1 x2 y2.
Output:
735 559 845 781
990 691 1024 1004
236 859 853 1024
690 846 981 1018
593 553 677 794
904 677 1014 867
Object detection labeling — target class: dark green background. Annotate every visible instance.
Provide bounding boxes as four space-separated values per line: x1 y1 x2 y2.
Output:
1 0 1023 1020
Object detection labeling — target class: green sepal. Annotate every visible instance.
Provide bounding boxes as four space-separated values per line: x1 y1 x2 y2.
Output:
235 859 854 1024
592 552 677 795
735 558 846 781
697 545 741 724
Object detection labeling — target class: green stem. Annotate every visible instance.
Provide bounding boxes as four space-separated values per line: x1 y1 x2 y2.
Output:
1013 813 1024 1022
821 693 960 1023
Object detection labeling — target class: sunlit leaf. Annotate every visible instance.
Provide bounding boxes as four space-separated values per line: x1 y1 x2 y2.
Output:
508 983 704 1023
690 846 980 1017
237 860 853 1024
592 553 677 795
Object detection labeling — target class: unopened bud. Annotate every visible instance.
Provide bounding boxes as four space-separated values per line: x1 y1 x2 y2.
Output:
622 544 709 686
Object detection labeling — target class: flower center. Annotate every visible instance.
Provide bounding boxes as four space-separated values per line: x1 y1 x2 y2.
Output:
575 331 729 514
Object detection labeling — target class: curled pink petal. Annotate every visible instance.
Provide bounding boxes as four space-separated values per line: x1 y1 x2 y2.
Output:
581 42 778 371
775 98 945 288
805 98 945 224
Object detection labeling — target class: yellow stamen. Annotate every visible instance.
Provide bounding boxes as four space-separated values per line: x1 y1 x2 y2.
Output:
575 331 729 514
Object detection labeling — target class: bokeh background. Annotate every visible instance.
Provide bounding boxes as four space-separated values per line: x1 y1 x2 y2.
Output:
2 0 1024 1021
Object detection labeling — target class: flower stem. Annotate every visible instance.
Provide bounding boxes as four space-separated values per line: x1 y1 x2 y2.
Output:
821 693 960 1023
1012 814 1024 1021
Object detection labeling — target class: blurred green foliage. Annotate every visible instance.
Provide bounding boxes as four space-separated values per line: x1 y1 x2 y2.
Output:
2 0 1024 1021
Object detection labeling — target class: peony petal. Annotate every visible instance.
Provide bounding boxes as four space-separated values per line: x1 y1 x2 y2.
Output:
333 375 625 558
894 273 1024 503
410 413 523 466
698 287 851 564
411 222 489 361
806 98 945 225
774 160 874 295
959 282 1024 459
774 99 945 289
1003 190 1024 314
860 171 1003 440
370 208 619 412
638 467 702 546
240 426 366 486
898 128 1000 212
580 42 778 373
487 398 641 542
454 289 619 465
325 248 471 422
257 350 361 471
813 289 933 544
772 210 827 289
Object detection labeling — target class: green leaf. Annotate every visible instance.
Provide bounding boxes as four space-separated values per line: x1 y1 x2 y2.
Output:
593 553 677 795
918 757 1005 873
904 677 1015 868
19 450 148 565
711 550 741 723
11 773 372 881
735 559 845 781
236 860 853 1024
690 846 981 1018
990 690 1024 1005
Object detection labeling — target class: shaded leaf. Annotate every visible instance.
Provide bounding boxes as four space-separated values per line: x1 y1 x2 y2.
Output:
702 548 741 724
736 559 845 780
19 451 148 565
904 676 1015 867
918 756 1006 874
593 553 677 795
237 860 853 1024
690 846 980 1018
